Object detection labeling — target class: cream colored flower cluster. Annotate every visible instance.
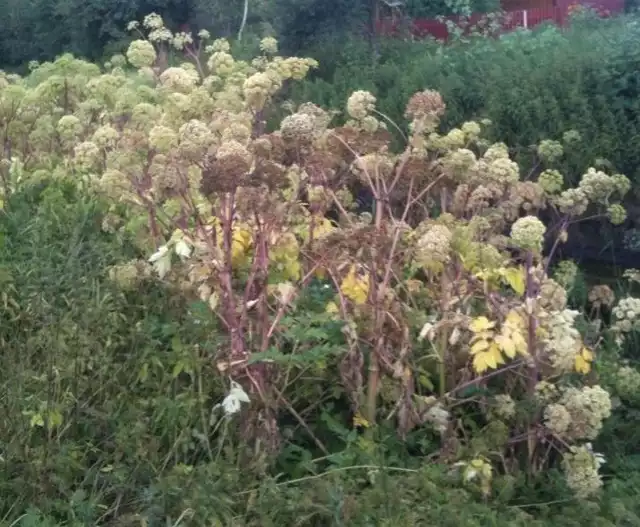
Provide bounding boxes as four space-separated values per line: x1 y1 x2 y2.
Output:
73 141 100 171
426 122 482 153
553 260 578 289
462 143 520 186
441 148 477 181
280 113 315 142
537 139 564 163
578 167 621 203
99 169 133 201
207 51 235 76
148 125 178 153
544 385 611 441
217 140 252 164
555 168 630 219
587 284 615 308
179 119 215 159
491 394 516 420
405 90 445 122
555 187 589 216
535 380 559 403
430 128 466 150
562 444 606 498
351 154 394 185
171 32 194 51
243 72 276 111
539 277 568 311
107 259 152 290
57 115 84 144
345 90 383 132
141 13 172 43
612 296 640 333
269 57 318 81
485 157 520 184
607 203 627 225
159 66 199 93
537 169 564 194
541 309 581 373
126 40 157 69
510 215 546 252
259 37 278 55
92 124 119 149
503 181 545 219
423 397 450 435
414 224 453 267
615 365 640 402
461 120 481 138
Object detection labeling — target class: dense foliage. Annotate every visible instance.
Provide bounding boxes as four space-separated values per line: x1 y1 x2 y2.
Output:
294 14 640 191
3 11 640 527
0 0 502 69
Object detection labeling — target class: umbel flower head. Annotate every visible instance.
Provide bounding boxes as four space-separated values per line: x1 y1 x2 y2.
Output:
280 112 315 142
553 260 578 289
126 40 157 69
612 296 640 333
615 365 640 401
537 139 564 163
346 90 376 120
538 169 564 194
414 224 452 268
562 444 606 499
259 36 278 55
405 89 445 120
510 216 546 252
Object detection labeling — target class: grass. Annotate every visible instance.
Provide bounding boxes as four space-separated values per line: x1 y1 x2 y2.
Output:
0 179 640 525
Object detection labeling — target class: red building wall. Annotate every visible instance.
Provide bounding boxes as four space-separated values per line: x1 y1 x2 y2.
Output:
377 0 625 40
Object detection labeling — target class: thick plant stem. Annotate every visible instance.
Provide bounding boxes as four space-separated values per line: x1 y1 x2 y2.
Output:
365 342 381 425
364 184 386 426
524 251 539 472
438 270 451 397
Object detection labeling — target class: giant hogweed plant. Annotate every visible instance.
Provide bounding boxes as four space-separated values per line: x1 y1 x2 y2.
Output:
0 13 633 499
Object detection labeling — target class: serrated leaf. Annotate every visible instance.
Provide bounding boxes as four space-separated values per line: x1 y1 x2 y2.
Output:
469 316 495 333
470 339 490 354
502 266 525 296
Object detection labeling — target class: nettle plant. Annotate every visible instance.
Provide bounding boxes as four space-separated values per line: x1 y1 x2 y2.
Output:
0 13 634 498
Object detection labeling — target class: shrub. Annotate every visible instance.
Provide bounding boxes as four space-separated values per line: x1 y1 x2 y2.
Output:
292 15 640 187
4 12 640 525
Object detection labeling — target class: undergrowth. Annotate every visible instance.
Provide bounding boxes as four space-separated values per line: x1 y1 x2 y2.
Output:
0 124 638 527
4 13 640 527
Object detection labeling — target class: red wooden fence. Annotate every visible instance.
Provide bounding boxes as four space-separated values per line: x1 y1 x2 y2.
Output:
377 0 625 40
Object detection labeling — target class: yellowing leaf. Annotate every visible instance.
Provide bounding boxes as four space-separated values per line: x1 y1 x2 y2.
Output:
504 310 525 328
501 266 526 296
495 334 516 358
512 333 528 356
469 316 495 333
340 265 369 305
470 338 490 354
325 301 339 314
484 351 498 370
353 413 371 428
472 353 490 373
472 343 504 374
575 354 591 374
581 347 594 361
231 227 253 265
575 347 594 375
